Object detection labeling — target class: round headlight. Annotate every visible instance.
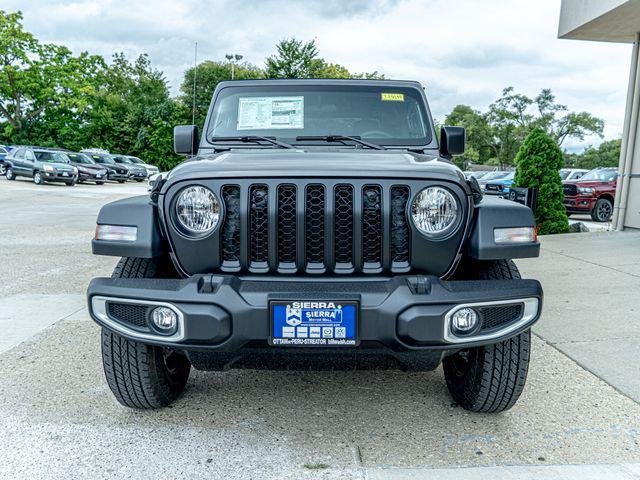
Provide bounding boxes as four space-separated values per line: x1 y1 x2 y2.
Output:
411 187 460 237
175 186 221 234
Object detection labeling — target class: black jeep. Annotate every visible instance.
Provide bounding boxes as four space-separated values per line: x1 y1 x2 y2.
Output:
88 79 542 413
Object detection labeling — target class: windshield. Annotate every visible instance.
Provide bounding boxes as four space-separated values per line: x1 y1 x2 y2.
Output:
127 156 143 164
559 170 571 180
580 169 618 182
67 153 95 165
113 156 133 164
35 151 70 163
207 84 432 146
481 171 509 181
89 154 115 164
502 172 515 181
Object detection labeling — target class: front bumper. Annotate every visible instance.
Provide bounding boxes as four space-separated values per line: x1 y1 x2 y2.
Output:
79 171 106 181
107 172 130 181
87 275 543 353
129 171 148 180
564 196 596 213
43 171 77 182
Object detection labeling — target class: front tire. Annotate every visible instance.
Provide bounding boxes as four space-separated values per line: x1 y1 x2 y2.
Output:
96 181 105 185
591 198 613 222
118 180 126 183
101 257 190 409
5 167 15 180
443 259 531 413
33 171 44 185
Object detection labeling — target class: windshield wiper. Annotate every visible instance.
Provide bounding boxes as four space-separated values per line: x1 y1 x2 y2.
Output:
210 135 295 149
295 135 386 150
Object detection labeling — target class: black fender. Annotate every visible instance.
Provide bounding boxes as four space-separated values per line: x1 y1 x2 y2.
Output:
92 195 167 258
467 196 540 260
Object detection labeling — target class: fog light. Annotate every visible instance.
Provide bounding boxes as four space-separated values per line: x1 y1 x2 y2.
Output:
451 307 479 334
151 307 178 333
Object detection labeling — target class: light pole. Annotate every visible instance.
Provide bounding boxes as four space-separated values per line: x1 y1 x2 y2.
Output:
225 53 243 80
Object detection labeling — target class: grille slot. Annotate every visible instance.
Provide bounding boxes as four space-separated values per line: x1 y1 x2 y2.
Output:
362 185 382 269
220 185 241 269
390 186 410 267
107 302 149 330
249 184 269 268
334 185 354 269
479 304 523 332
277 184 297 268
305 185 326 270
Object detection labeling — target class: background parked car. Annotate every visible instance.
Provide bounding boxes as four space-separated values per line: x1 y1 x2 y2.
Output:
4 147 78 186
477 171 511 191
125 155 159 176
0 145 9 175
112 154 148 182
560 168 588 181
66 152 109 185
484 171 516 196
563 167 618 222
80 150 130 183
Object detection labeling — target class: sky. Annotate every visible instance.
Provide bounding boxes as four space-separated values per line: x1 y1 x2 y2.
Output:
4 0 632 151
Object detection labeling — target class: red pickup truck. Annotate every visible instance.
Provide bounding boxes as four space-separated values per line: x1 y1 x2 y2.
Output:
563 167 618 222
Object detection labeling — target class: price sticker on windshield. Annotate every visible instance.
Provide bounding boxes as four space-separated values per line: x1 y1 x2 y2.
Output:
381 93 404 102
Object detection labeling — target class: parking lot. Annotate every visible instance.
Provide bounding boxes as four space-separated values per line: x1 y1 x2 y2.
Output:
1 177 640 479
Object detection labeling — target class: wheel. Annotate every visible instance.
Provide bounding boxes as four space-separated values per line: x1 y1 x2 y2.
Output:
0 164 5 175
591 198 613 222
96 181 105 185
135 179 144 182
443 259 531 413
65 179 77 186
33 171 44 185
101 257 190 409
5 167 15 180
118 180 126 183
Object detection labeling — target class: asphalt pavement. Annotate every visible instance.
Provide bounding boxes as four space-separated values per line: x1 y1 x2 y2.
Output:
1 176 639 479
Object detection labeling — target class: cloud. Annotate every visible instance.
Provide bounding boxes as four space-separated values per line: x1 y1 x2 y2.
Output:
3 0 632 149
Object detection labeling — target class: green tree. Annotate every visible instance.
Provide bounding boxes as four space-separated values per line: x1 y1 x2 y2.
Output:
486 87 604 166
179 60 263 130
444 105 494 164
0 10 105 143
514 128 569 235
265 38 383 79
565 138 621 170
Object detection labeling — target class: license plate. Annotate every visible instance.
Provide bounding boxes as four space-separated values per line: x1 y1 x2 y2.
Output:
96 174 102 178
270 300 358 346
62 172 69 177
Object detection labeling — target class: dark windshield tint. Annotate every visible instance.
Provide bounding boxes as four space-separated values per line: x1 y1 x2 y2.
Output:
113 156 132 164
90 154 115 164
35 151 70 163
207 84 432 146
481 171 509 181
580 169 618 182
68 153 95 165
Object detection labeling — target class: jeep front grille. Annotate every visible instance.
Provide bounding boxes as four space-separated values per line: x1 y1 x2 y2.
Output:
218 181 412 274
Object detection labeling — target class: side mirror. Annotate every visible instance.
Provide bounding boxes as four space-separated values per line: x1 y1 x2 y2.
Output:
439 126 465 157
174 125 199 155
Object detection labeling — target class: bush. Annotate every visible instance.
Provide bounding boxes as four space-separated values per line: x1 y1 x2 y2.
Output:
514 128 569 235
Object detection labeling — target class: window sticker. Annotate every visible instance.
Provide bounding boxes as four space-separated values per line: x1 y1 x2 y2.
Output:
237 96 304 130
381 93 404 102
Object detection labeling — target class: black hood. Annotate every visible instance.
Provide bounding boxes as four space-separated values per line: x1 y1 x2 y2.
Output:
167 149 465 184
